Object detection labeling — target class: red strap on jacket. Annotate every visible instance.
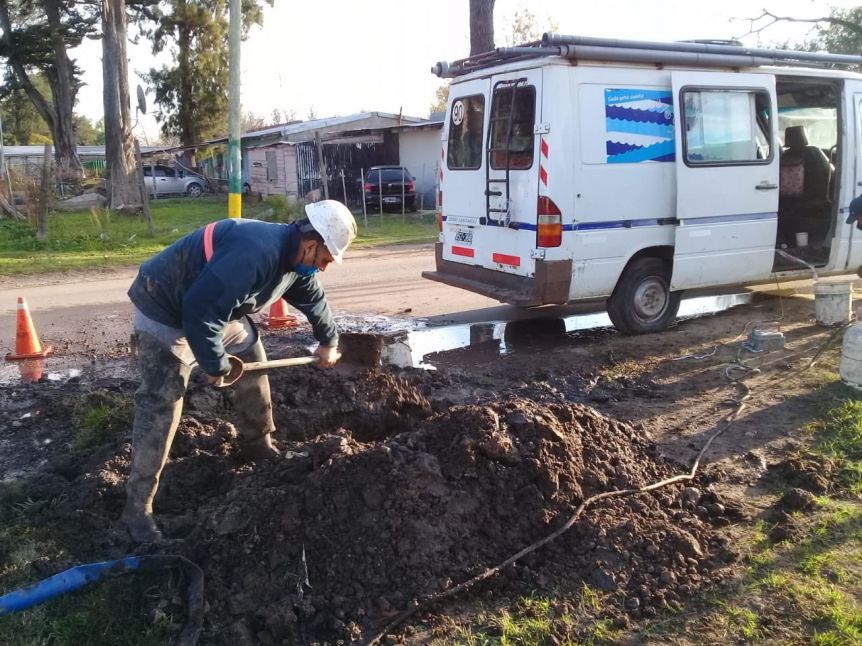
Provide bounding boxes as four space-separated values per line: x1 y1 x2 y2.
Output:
203 222 216 262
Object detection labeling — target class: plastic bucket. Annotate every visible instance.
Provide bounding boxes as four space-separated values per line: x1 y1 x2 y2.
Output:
840 322 862 390
814 280 853 327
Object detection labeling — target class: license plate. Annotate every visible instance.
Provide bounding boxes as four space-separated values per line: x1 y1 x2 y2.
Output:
383 197 399 204
454 228 473 244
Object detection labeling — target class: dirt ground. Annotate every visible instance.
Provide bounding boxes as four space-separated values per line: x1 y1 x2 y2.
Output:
0 286 854 644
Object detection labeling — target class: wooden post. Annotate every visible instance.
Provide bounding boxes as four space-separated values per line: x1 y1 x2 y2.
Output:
360 167 368 227
377 168 383 217
37 144 51 241
340 169 347 207
134 140 154 236
314 131 329 200
401 167 406 223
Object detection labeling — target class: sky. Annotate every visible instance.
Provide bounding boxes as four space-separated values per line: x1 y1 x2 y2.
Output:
71 0 862 144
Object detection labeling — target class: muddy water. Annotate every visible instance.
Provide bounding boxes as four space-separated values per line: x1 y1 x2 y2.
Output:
386 292 753 368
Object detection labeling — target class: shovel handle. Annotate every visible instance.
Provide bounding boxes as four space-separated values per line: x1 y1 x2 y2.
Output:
212 355 320 388
241 356 320 372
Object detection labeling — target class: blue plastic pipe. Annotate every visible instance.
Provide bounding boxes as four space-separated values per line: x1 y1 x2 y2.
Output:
0 556 142 616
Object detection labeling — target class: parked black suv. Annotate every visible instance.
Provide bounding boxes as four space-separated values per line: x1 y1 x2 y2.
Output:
363 166 417 211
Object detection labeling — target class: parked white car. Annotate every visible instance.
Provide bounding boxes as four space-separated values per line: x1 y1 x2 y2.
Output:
142 165 206 197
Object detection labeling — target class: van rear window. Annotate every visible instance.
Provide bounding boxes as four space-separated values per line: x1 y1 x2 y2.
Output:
682 88 772 165
490 84 536 170
447 95 485 170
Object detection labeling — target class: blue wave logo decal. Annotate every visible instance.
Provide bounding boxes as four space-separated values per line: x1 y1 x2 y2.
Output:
605 88 675 164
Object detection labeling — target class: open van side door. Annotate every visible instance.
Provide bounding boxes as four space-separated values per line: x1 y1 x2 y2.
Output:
670 72 779 290
843 81 862 270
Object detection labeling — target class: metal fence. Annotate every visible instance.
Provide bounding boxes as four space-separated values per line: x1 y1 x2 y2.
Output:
295 141 392 209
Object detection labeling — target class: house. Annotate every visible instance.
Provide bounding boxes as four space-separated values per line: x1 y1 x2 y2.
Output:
142 111 444 210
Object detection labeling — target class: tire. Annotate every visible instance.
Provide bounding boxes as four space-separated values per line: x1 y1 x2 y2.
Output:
606 257 681 334
242 182 251 196
186 182 203 198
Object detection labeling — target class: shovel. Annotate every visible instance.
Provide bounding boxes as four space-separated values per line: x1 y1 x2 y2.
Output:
212 332 384 387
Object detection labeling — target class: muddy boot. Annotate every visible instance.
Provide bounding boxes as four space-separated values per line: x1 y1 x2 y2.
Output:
121 501 163 543
240 433 280 461
233 339 279 460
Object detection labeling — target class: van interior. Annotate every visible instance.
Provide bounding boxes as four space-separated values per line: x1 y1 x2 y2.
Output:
773 78 840 271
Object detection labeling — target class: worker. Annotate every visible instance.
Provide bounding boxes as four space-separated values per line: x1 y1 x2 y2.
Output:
122 200 357 542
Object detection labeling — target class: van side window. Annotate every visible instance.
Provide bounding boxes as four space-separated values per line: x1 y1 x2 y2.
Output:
447 95 485 170
682 89 772 165
490 85 536 170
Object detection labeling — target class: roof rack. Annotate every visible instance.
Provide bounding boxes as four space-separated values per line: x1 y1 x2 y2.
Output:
432 33 862 78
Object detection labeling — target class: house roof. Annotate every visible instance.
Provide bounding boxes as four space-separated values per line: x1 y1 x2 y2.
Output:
139 111 426 156
242 111 424 140
2 145 160 158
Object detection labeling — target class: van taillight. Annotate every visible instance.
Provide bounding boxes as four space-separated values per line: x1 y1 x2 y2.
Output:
436 189 443 232
537 196 562 248
364 183 372 192
407 181 416 192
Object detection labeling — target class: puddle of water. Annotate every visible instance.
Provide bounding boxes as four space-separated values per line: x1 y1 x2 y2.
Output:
0 357 130 386
383 292 753 369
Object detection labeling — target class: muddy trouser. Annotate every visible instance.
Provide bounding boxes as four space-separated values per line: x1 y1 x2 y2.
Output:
125 333 276 517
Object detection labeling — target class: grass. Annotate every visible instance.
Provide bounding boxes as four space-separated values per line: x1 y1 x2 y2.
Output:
70 390 134 450
0 196 437 275
807 398 862 494
0 487 173 645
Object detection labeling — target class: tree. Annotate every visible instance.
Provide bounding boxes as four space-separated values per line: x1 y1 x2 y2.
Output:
0 0 96 176
429 83 449 116
502 7 558 46
241 110 266 132
101 0 142 211
740 8 862 55
73 115 105 145
0 81 52 144
143 0 272 162
469 0 495 56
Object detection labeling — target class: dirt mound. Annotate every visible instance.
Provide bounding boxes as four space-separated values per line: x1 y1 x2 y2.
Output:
173 397 732 644
3 367 735 645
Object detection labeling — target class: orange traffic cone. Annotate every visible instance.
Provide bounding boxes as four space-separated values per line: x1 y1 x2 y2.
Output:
17 358 45 384
261 299 299 331
5 296 53 361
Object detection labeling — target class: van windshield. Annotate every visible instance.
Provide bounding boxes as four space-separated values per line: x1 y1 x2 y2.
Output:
447 94 485 170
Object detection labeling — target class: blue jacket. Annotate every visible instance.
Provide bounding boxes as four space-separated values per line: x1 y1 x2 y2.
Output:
128 218 338 376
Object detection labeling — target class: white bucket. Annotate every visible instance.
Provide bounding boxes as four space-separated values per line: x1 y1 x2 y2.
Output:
814 280 853 326
840 322 862 389
796 231 809 247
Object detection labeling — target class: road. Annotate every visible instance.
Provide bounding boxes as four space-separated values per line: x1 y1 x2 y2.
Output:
0 244 529 356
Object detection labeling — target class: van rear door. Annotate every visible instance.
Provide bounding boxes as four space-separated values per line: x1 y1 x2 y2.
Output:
442 69 543 278
670 72 779 290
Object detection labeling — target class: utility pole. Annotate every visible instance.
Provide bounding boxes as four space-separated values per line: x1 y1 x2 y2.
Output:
0 110 6 195
227 0 242 218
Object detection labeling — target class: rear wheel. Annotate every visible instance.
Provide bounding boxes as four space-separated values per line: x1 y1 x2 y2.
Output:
607 257 681 334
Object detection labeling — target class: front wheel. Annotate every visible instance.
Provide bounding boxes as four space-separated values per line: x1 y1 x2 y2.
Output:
186 182 203 198
607 257 681 334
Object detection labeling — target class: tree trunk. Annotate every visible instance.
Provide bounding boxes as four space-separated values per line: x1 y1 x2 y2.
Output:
42 0 83 177
102 0 143 212
469 0 496 56
177 0 195 165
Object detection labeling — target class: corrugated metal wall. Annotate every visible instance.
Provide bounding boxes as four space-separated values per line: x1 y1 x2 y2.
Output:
295 137 397 208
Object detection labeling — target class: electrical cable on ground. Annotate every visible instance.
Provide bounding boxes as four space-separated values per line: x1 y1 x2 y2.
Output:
364 300 848 646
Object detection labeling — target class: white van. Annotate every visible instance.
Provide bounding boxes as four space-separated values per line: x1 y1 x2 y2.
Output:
422 35 862 333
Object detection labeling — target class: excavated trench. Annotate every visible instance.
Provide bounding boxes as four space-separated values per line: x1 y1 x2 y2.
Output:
1 361 740 644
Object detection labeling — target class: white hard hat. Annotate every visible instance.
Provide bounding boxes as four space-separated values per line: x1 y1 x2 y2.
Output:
304 200 357 264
